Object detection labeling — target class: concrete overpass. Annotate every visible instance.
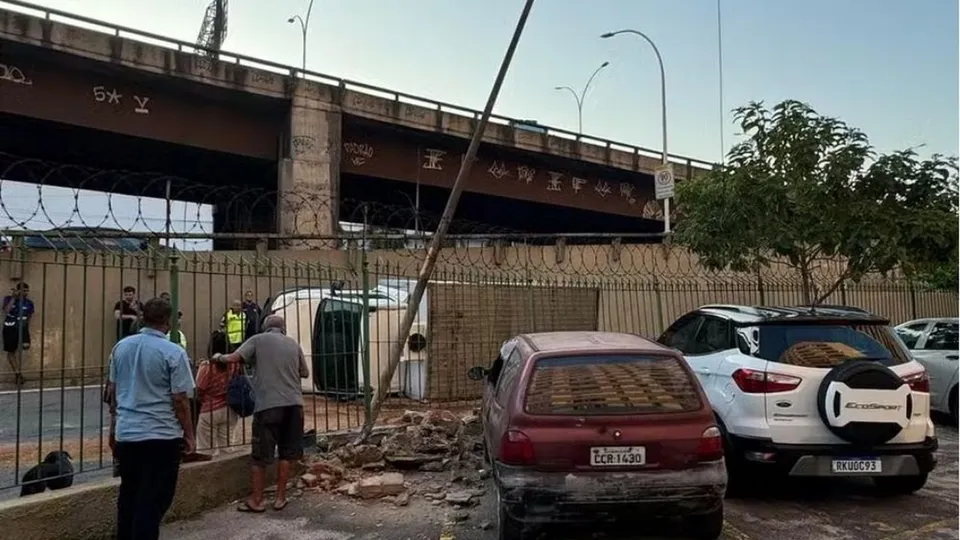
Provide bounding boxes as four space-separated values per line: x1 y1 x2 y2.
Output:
0 0 714 244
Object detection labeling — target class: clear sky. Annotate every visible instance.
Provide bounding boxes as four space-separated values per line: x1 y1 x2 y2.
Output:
0 0 957 242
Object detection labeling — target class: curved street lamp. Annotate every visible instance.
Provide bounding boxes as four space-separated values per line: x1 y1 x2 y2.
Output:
601 29 671 233
287 0 316 72
554 61 610 134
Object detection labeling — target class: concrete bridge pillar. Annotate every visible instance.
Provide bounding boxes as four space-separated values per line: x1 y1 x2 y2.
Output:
277 82 341 248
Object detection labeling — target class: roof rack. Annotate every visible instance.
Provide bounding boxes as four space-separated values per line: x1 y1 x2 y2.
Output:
796 304 871 314
700 304 756 314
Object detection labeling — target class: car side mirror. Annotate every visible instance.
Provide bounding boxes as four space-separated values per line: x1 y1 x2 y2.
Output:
467 366 488 381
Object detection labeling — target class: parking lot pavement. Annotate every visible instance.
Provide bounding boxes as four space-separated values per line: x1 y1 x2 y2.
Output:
162 423 958 540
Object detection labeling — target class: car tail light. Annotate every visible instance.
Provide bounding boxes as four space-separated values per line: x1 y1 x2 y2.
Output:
697 426 724 462
902 370 929 392
499 430 535 466
732 368 801 394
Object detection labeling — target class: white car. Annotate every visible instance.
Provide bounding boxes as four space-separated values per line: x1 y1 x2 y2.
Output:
658 305 938 496
895 318 959 421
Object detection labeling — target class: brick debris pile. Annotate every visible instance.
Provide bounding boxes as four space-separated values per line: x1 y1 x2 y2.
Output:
297 409 489 511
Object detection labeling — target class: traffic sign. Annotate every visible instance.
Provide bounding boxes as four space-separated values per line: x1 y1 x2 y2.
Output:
654 165 674 200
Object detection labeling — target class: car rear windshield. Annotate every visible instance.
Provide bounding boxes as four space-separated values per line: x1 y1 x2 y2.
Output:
523 354 703 416
744 323 912 368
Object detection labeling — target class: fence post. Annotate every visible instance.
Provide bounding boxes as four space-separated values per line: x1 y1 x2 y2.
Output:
653 276 665 336
909 280 918 320
360 238 373 426
756 268 766 306
169 250 181 346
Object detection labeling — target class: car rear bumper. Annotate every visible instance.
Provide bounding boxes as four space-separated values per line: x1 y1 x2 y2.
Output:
495 461 726 524
730 434 939 477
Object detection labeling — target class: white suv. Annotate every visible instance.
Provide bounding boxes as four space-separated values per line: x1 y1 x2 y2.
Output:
658 305 938 495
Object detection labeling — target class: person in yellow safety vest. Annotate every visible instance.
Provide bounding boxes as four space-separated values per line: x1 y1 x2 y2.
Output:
166 311 188 351
221 300 246 352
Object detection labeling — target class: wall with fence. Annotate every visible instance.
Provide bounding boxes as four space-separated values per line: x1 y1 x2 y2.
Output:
0 240 954 391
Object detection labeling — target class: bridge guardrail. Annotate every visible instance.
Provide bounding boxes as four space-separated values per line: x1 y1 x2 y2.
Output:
0 0 716 171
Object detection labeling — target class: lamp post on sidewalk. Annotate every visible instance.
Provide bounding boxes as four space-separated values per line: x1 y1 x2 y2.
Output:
287 0 316 72
554 61 610 134
601 29 673 234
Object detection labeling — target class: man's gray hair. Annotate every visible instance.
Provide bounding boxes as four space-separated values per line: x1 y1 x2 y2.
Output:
263 314 286 332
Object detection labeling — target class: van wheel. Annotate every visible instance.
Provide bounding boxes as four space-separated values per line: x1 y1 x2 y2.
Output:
497 490 524 540
875 473 928 496
684 506 724 540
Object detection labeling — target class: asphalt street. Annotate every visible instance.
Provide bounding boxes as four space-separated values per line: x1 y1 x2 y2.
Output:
0 386 108 444
161 422 959 540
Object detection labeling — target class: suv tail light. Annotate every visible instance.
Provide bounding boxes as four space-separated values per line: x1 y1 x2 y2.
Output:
697 426 724 462
902 370 929 392
732 368 801 394
499 430 535 466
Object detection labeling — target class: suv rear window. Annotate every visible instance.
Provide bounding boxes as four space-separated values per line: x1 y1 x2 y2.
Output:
743 323 912 368
523 354 702 415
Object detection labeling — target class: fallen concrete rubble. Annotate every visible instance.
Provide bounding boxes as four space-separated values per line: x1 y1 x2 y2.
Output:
294 409 489 513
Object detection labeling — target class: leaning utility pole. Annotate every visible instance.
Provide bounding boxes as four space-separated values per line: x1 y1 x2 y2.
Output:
360 0 538 440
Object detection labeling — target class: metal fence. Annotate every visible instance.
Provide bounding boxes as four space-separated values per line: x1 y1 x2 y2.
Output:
0 155 955 495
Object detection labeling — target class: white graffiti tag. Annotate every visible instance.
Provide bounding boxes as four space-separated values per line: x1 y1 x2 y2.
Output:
546 171 563 192
93 86 122 104
422 148 446 170
594 180 612 198
133 95 150 114
517 165 536 184
343 142 375 166
488 161 510 179
619 182 636 204
0 63 32 86
571 177 587 194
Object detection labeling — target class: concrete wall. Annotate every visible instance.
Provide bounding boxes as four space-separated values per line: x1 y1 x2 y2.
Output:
0 451 284 540
0 244 954 387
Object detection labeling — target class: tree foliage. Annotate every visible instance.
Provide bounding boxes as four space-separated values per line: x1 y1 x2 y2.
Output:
674 100 958 304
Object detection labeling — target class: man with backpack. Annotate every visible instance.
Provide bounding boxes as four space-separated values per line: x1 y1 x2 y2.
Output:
213 314 308 513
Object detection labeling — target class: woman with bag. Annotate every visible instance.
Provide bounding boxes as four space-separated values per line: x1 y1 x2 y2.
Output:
194 357 240 456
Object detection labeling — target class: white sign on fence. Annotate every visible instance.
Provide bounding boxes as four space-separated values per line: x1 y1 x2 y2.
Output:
654 165 675 200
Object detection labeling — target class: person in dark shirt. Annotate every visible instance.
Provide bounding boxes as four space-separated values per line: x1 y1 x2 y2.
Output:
242 290 262 340
3 282 34 388
114 286 142 342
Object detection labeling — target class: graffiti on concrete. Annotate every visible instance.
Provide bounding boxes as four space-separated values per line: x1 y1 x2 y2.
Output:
619 183 637 204
594 180 612 198
487 161 510 180
92 86 123 104
292 136 316 156
0 63 33 86
133 95 150 114
517 165 536 185
546 171 563 192
343 142 374 166
571 177 587 193
252 71 275 85
422 148 446 171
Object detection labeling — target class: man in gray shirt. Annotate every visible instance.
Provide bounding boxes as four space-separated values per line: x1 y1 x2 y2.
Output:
215 314 308 513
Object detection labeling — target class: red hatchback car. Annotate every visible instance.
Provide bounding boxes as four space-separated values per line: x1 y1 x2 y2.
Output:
467 331 727 540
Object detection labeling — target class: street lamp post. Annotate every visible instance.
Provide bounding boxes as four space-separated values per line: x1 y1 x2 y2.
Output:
554 61 610 134
287 0 316 72
601 29 672 234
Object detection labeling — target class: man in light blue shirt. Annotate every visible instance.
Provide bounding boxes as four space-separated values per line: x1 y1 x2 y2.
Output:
107 297 196 540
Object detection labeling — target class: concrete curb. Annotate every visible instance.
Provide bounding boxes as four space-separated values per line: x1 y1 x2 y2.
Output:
0 451 293 540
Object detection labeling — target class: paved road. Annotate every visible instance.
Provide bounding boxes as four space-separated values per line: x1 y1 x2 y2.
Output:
0 386 108 444
162 423 959 540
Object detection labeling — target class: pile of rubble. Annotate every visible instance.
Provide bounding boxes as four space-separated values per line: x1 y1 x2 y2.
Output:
298 409 489 510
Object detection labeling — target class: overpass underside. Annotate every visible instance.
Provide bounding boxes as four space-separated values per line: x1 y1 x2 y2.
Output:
0 39 666 248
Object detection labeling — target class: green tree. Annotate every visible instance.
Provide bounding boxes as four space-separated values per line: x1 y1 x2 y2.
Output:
674 100 958 304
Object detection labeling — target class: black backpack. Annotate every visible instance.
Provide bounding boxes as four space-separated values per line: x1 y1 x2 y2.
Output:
226 368 256 418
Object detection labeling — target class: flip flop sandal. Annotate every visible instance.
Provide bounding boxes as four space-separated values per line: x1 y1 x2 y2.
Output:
273 499 289 512
237 501 265 513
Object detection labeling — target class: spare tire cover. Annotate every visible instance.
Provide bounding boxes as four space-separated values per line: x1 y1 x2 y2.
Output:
816 360 912 446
